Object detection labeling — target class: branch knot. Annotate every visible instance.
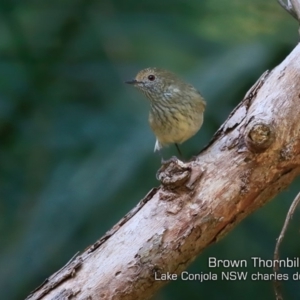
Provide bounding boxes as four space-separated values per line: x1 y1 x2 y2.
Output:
156 157 191 189
245 120 275 152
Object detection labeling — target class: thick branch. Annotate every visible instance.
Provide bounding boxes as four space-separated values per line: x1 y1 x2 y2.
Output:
27 44 300 300
278 0 300 22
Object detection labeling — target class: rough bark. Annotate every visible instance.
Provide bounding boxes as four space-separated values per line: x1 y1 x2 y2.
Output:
26 43 300 300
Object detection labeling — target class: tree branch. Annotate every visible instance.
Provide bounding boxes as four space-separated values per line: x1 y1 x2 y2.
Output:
26 43 300 300
277 0 300 22
273 191 300 300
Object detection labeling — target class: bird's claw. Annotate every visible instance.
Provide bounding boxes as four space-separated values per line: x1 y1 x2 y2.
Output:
161 156 179 165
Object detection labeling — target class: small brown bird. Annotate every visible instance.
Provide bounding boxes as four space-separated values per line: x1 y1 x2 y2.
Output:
126 67 206 156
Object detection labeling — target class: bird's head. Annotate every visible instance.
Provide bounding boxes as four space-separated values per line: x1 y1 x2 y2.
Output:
125 67 180 101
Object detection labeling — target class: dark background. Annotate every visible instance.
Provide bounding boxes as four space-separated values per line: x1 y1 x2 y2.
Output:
1 0 300 299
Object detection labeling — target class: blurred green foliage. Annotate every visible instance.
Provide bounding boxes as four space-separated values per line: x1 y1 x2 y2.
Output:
0 0 299 299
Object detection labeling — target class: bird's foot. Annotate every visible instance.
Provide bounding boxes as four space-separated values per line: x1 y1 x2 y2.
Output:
161 156 180 165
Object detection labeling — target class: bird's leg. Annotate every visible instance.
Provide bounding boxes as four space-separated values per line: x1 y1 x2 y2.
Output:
155 141 182 164
175 143 183 159
158 144 184 165
157 149 166 164
156 149 177 165
161 156 179 165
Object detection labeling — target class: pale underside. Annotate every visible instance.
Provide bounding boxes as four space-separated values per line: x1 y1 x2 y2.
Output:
149 104 204 152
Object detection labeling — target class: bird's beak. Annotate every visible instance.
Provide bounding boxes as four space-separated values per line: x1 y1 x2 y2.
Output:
125 79 138 84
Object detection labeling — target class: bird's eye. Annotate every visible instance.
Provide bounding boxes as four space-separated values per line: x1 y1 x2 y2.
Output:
148 75 155 81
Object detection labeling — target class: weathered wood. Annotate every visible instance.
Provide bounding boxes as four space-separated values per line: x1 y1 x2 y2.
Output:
26 43 300 300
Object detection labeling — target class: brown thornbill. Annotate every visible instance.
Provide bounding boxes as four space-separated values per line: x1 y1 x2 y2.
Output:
126 67 206 157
